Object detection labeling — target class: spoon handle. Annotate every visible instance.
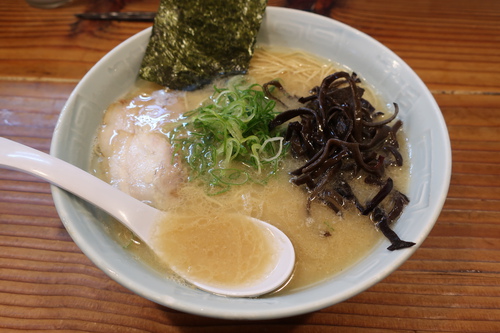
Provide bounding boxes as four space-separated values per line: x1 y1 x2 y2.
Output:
0 137 160 243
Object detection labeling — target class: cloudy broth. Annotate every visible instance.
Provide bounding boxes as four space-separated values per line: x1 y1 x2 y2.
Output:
92 46 410 294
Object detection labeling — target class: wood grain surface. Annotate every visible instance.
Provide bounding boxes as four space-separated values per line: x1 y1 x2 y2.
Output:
1 0 499 331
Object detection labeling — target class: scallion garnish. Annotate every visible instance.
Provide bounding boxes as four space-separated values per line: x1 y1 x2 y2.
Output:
169 79 286 194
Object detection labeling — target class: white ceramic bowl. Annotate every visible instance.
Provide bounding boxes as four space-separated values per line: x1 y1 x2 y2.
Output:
51 7 451 319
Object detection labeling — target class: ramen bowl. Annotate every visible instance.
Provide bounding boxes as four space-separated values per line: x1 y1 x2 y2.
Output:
51 7 451 319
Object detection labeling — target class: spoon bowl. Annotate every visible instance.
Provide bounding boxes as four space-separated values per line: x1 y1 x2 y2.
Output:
0 137 295 297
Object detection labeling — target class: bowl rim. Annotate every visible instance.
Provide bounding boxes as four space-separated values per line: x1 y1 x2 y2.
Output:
50 6 452 320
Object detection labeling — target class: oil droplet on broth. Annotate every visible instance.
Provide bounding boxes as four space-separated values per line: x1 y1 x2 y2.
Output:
152 213 277 289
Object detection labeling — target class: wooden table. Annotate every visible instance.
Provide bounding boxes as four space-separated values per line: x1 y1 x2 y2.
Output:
1 0 499 331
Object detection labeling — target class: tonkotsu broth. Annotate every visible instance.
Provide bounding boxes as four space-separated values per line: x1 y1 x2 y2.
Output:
152 212 278 288
92 46 409 295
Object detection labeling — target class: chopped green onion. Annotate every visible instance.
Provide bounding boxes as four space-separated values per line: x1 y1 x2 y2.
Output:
168 79 287 193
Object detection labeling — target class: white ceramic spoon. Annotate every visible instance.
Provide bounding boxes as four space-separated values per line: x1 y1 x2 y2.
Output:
0 137 295 297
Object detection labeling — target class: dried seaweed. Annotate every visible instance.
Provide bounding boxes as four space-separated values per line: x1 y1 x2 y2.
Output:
139 0 267 90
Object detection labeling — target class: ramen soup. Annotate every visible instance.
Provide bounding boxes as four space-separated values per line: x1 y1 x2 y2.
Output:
92 46 410 294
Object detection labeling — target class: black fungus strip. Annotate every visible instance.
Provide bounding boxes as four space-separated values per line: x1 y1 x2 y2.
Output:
310 150 348 179
346 142 385 176
269 107 318 130
363 103 400 127
301 140 346 174
319 196 342 214
388 191 410 223
362 178 393 215
306 166 339 213
372 209 415 251
335 180 365 213
384 145 404 166
268 71 414 251
293 173 315 188
263 80 291 108
318 72 352 129
359 125 391 150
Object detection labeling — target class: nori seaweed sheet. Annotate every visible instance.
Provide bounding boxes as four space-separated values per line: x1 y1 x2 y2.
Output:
139 0 267 90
